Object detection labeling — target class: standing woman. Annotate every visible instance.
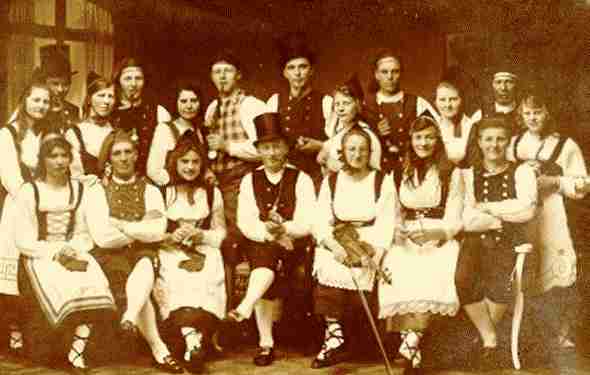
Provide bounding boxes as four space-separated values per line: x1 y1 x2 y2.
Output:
65 72 115 183
318 76 382 173
508 93 590 348
147 81 206 187
459 117 537 369
311 126 396 368
15 133 115 372
434 81 481 166
152 133 226 373
0 82 51 354
379 113 464 375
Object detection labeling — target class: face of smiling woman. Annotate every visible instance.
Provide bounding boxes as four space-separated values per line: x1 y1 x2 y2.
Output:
478 126 510 163
343 133 370 172
90 86 115 118
24 87 51 121
177 90 200 121
411 125 438 159
176 149 202 182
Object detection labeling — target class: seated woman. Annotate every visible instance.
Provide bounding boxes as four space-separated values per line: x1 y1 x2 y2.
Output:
312 126 396 368
86 130 183 373
151 132 226 374
64 72 115 184
433 80 481 166
147 81 207 187
15 133 116 373
379 112 463 375
459 117 537 370
508 92 590 348
318 76 382 173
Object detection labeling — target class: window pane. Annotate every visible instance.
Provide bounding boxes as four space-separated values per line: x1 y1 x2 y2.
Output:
66 41 87 108
33 0 55 26
67 0 114 34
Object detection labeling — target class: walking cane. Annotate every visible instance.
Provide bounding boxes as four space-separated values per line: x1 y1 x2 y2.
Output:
349 267 395 375
511 243 532 370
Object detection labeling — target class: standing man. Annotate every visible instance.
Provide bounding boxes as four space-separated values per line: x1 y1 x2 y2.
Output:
362 49 435 173
111 57 171 178
203 51 267 267
266 33 331 191
33 46 80 134
475 62 520 130
231 112 316 366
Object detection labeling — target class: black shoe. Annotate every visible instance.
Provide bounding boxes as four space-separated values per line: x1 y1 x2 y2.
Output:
154 355 185 374
253 346 274 367
7 346 24 359
402 359 424 375
185 347 206 374
479 346 499 371
67 364 91 375
310 345 348 369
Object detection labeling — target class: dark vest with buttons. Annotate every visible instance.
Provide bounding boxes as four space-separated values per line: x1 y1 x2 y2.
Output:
104 177 147 222
362 92 418 173
276 88 327 189
112 100 157 178
252 168 299 222
480 100 520 133
46 101 80 135
471 162 527 249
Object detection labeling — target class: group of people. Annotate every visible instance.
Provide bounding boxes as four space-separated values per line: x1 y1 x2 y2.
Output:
0 33 587 375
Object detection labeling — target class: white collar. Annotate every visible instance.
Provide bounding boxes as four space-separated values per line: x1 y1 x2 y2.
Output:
376 91 404 105
112 175 137 185
495 102 516 114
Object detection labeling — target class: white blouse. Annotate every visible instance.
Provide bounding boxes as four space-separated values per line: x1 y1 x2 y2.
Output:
64 120 113 179
0 123 40 198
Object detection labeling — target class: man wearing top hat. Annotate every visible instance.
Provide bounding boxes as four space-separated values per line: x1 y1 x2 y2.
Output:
266 33 332 191
362 49 435 173
34 46 80 134
229 112 315 367
203 52 267 267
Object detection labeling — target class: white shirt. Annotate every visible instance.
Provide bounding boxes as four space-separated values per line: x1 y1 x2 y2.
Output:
0 122 39 198
237 165 316 243
64 120 113 179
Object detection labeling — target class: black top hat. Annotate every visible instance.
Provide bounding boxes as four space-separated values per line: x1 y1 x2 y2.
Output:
278 32 316 68
37 46 77 79
253 113 286 146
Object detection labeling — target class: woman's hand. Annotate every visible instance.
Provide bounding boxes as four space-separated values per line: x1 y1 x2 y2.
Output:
408 228 447 245
297 137 323 153
537 175 560 194
171 225 192 243
323 238 348 265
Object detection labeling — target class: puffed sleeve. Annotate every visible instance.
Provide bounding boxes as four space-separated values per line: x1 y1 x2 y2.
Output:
85 184 134 249
481 164 538 223
266 94 279 112
0 127 25 198
120 184 167 243
65 126 84 179
283 171 316 239
225 96 266 161
462 168 503 232
313 175 336 245
15 184 65 259
557 138 588 199
422 168 464 240
67 185 95 253
237 173 269 243
201 187 226 248
147 122 176 186
365 173 397 250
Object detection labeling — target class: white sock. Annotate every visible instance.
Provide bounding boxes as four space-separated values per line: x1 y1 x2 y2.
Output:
68 324 92 369
255 299 275 349
9 330 23 350
181 327 202 361
317 318 344 360
399 330 423 368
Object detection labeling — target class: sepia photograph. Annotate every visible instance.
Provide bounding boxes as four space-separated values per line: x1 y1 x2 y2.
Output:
0 0 589 374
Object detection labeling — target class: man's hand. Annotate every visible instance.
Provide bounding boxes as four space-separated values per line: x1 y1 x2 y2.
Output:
207 134 226 152
265 221 286 237
296 137 323 153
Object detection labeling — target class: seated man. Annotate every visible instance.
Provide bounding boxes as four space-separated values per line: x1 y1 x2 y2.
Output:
86 130 183 373
229 112 316 366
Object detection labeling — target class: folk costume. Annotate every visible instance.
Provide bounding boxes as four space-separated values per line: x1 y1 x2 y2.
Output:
15 179 115 365
234 113 316 362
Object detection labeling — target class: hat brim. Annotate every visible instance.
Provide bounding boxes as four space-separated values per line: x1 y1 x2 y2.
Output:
254 135 292 147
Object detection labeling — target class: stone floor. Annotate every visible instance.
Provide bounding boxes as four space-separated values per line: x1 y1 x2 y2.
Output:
0 347 586 375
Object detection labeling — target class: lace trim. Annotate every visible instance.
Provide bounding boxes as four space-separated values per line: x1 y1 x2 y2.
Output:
379 300 459 318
